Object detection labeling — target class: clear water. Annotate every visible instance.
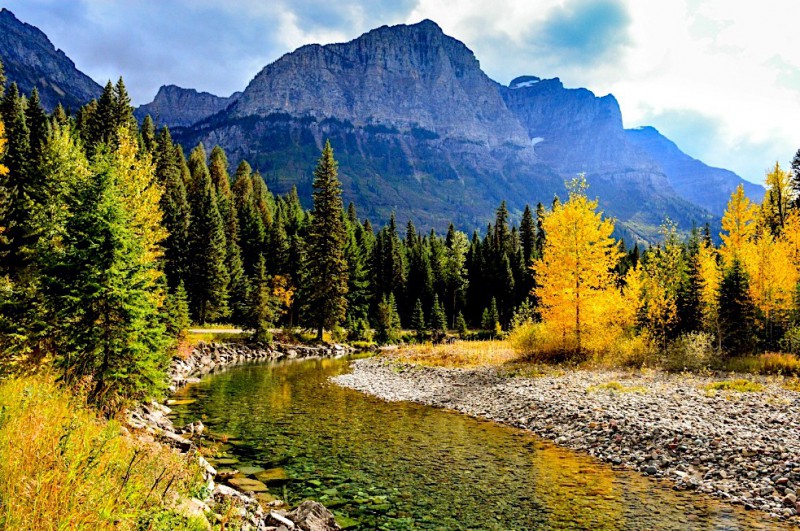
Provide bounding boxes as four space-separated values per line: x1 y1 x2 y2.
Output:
169 357 784 530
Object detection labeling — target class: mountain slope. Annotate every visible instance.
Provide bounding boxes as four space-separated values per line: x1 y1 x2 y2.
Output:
0 8 102 110
175 21 715 239
134 85 240 128
626 126 764 214
177 21 566 231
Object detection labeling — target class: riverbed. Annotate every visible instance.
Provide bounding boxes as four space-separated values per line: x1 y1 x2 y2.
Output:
169 356 788 530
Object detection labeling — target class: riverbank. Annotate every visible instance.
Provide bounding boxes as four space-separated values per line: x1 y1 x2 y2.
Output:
127 341 352 530
334 356 800 523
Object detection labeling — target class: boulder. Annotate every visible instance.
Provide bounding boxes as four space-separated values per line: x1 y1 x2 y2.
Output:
286 501 342 531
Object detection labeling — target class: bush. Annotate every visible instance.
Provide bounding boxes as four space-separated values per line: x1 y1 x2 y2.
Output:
703 379 763 393
726 352 800 376
330 326 348 343
347 318 374 342
507 322 577 363
779 327 800 355
661 332 718 372
601 333 656 368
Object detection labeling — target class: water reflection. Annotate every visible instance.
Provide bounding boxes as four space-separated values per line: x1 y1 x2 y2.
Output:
170 357 784 530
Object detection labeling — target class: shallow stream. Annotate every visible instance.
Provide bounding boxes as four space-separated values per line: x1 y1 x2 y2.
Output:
169 357 781 530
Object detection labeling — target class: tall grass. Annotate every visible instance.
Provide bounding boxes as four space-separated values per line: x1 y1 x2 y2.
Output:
0 375 205 530
395 340 520 368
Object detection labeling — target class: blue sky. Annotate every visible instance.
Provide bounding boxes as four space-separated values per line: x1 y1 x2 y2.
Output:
2 0 798 185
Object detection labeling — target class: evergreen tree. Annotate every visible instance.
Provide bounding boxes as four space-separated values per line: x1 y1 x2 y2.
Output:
430 294 447 333
376 293 401 344
140 114 156 153
186 144 229 323
481 297 500 331
455 311 468 338
49 146 168 412
791 148 800 209
520 204 536 264
718 259 757 355
302 140 349 339
154 127 190 289
411 298 427 340
164 282 191 338
248 256 277 343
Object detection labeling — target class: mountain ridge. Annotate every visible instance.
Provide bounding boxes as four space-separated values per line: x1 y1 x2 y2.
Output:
0 8 102 110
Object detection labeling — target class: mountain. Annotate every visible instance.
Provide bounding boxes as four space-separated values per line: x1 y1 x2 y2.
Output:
0 8 102 110
172 20 719 240
626 126 764 214
175 20 566 232
134 85 241 128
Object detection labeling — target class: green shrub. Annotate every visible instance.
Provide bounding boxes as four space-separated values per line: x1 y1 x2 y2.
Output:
703 379 763 393
661 332 718 371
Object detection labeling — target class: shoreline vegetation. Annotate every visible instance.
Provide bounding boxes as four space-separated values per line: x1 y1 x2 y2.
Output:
3 55 800 528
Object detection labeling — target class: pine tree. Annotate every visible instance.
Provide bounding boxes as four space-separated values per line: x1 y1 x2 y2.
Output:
248 256 276 343
430 294 447 333
520 204 536 264
791 148 800 210
49 143 168 412
140 114 156 153
164 282 191 338
186 144 229 323
455 311 468 338
302 140 348 339
376 293 401 344
718 259 757 355
411 298 427 340
0 84 38 277
154 127 190 289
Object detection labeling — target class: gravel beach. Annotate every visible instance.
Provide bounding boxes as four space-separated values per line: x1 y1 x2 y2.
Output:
334 357 800 523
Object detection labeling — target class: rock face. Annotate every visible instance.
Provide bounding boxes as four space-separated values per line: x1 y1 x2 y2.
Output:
0 8 102 110
173 20 724 241
626 126 764 215
134 85 240 128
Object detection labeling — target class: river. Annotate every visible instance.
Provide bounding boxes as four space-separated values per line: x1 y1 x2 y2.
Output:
168 356 781 530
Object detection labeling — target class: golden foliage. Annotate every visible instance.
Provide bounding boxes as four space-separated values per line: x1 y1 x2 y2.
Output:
719 184 758 266
0 119 7 177
743 230 797 321
696 240 722 342
533 176 623 354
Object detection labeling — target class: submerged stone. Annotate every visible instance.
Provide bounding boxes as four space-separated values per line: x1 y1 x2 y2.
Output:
228 477 269 493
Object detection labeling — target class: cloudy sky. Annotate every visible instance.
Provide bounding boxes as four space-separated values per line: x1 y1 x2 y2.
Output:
3 0 798 184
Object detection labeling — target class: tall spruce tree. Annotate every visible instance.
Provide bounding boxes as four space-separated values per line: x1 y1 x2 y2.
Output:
302 140 348 339
186 144 229 323
718 258 757 355
411 298 427 340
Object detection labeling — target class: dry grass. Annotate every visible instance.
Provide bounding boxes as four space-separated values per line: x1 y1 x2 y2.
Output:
0 375 206 530
725 352 800 376
782 378 800 392
395 340 522 368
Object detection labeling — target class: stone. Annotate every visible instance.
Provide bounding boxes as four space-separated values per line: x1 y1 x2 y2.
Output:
228 477 270 493
256 468 290 485
286 500 342 531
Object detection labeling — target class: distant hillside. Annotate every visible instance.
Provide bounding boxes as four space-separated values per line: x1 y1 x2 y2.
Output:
0 8 101 111
626 126 764 214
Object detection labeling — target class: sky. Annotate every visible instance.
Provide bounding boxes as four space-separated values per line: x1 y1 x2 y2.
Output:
2 0 798 185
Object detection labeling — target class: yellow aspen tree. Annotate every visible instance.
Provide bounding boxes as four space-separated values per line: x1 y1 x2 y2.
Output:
720 184 758 266
744 228 797 340
533 175 622 354
696 240 722 349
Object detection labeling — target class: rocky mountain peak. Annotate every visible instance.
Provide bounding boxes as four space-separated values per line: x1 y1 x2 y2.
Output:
135 85 239 128
229 20 529 147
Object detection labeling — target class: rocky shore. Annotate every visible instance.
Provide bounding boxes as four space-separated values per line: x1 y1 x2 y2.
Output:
334 357 800 523
127 341 352 530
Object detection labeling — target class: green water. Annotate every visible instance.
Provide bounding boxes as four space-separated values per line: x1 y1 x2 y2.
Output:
170 357 781 530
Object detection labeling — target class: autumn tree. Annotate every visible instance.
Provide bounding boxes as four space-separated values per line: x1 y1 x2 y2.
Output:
719 184 757 266
533 176 622 354
762 162 792 235
302 140 348 339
